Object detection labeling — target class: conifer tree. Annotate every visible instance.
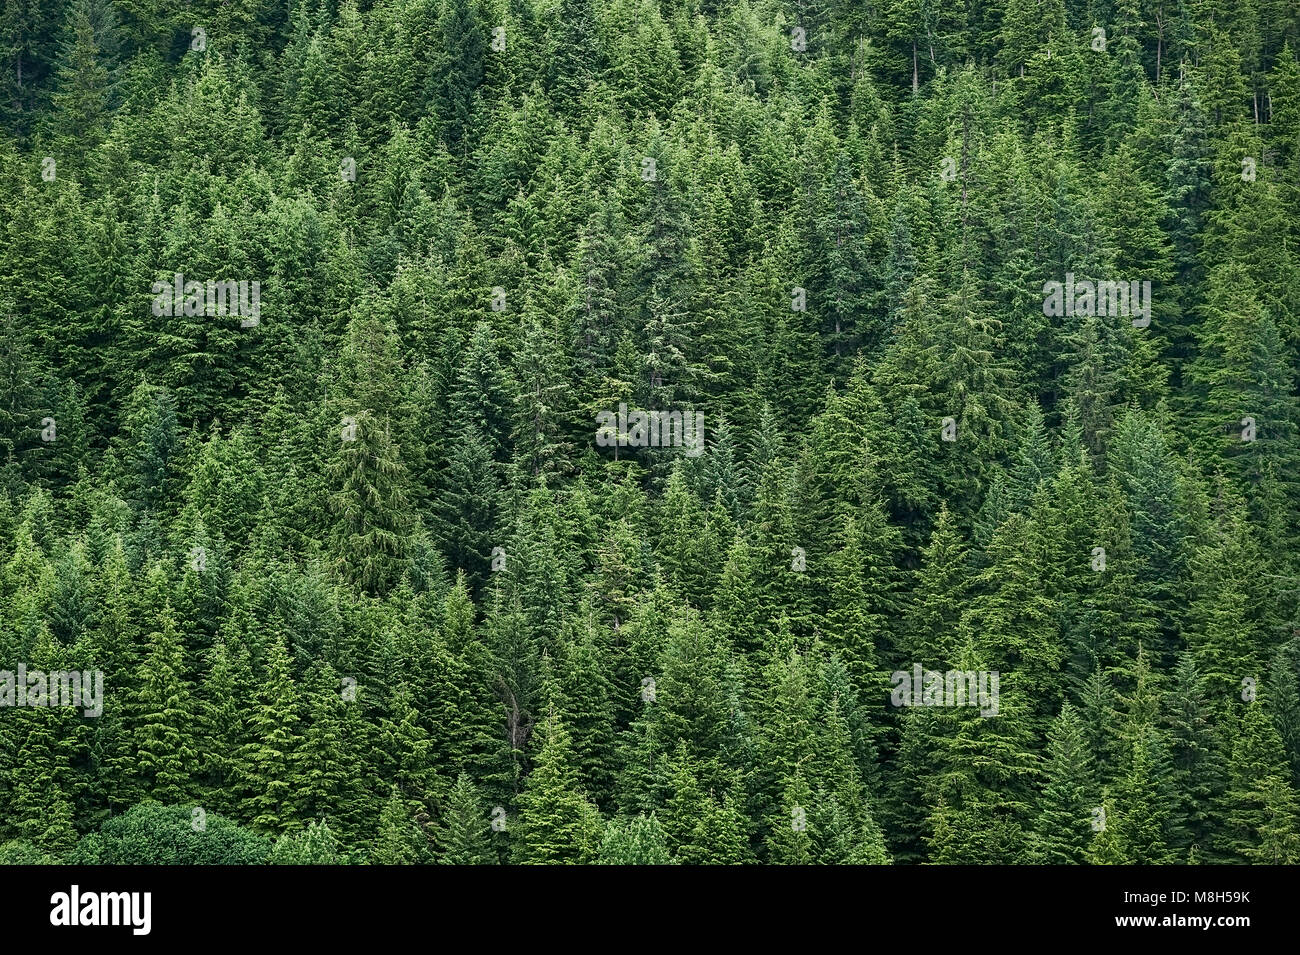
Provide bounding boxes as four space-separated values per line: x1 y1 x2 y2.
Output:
598 813 674 864
328 409 412 595
512 708 602 864
129 602 197 804
438 773 497 865
1033 703 1095 864
235 637 303 834
1220 699 1300 863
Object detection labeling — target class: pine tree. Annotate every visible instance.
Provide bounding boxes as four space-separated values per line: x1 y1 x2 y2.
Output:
438 773 496 865
1164 653 1227 857
269 820 353 865
767 770 816 865
297 662 367 840
328 409 412 595
1033 703 1095 864
48 0 116 155
129 601 197 804
512 708 602 864
1107 724 1175 864
598 813 675 864
235 637 303 834
8 703 79 852
373 786 432 864
1220 699 1300 863
431 0 487 150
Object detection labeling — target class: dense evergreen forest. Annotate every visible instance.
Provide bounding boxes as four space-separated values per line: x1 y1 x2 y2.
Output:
1 0 1299 865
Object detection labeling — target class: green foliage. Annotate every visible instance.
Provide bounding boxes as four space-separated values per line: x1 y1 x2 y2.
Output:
70 803 270 864
597 813 675 864
0 0 1295 868
269 819 357 865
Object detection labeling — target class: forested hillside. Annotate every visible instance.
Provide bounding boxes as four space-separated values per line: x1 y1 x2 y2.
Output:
1 0 1299 865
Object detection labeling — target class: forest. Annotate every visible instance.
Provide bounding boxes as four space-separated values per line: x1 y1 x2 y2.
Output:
0 0 1299 865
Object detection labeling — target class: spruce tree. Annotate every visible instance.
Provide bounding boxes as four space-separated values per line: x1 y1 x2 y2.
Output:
438 773 496 865
512 708 602 864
